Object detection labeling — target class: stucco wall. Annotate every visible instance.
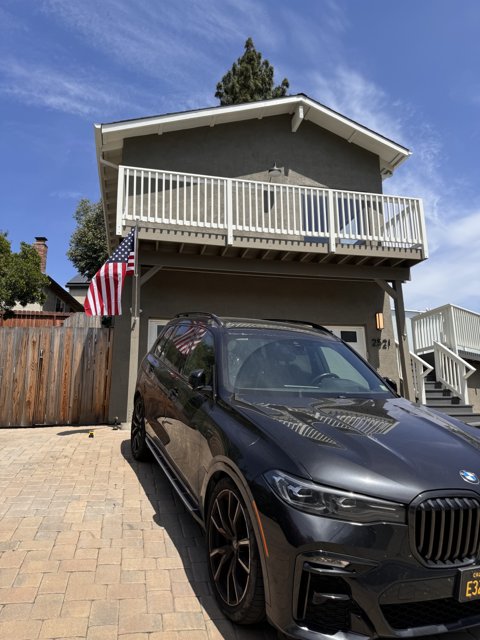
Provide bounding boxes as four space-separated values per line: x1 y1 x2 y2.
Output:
122 115 383 194
108 270 397 422
467 365 480 414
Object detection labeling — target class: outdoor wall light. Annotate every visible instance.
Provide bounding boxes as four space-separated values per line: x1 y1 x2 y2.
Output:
268 162 282 178
375 312 384 331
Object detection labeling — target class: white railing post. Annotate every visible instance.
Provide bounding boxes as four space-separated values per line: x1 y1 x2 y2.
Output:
328 190 336 253
116 165 125 235
226 178 233 245
433 341 475 404
447 304 459 354
410 352 433 405
418 198 429 259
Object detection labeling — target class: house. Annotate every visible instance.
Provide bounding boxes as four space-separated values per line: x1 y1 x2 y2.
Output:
7 237 83 326
94 94 428 423
65 273 90 305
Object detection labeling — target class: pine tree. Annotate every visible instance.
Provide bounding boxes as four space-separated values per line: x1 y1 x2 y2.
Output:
67 199 108 279
215 37 289 106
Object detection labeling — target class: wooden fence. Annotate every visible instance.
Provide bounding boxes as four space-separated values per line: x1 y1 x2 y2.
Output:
0 326 113 427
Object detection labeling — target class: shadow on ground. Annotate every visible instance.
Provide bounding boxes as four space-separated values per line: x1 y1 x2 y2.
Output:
120 439 277 640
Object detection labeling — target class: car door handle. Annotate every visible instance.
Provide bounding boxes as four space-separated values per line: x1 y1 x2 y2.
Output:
168 388 178 400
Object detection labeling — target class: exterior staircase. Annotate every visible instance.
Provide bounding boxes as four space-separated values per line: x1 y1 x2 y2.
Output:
424 381 480 427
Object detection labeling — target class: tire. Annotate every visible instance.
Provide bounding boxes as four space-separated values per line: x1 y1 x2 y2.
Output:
131 395 151 461
206 477 265 624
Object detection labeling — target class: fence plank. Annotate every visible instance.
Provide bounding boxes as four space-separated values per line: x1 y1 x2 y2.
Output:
0 326 113 427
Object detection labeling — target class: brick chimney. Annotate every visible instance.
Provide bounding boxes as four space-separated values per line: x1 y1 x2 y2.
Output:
32 237 48 273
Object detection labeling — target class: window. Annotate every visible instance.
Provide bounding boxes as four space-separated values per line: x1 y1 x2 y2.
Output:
154 326 174 358
183 330 215 386
322 347 369 390
162 324 197 372
148 319 169 351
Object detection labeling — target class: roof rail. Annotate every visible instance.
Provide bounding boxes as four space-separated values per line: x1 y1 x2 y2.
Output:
264 318 334 335
174 311 224 326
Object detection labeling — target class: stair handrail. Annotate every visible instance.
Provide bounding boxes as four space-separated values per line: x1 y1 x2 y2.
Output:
433 341 476 405
395 341 433 404
410 352 434 405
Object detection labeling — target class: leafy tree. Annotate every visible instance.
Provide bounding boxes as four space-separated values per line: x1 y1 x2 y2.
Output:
0 232 49 314
67 198 108 279
215 37 289 106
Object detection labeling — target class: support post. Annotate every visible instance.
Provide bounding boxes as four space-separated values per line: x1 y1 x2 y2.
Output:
392 279 415 401
125 224 141 427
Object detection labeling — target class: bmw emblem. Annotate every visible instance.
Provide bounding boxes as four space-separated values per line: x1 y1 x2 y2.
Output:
459 470 480 484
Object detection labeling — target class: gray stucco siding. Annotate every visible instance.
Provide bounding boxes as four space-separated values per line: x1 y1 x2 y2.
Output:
122 115 383 194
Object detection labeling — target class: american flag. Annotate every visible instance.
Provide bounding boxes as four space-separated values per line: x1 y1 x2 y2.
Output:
84 228 136 316
172 325 206 354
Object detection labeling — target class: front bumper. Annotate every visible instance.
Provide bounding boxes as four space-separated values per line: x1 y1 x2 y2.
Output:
253 482 480 639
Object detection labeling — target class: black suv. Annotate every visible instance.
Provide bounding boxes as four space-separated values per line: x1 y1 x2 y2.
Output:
132 313 480 639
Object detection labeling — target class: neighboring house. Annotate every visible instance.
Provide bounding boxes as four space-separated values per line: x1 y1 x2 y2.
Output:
65 273 90 305
94 93 428 423
11 237 83 318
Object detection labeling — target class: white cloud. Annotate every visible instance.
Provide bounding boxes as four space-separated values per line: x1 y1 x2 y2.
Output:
0 59 134 117
301 60 479 313
50 190 84 199
311 65 406 144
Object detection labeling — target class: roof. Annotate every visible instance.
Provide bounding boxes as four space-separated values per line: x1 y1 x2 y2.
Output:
48 277 84 312
65 273 90 287
95 93 411 178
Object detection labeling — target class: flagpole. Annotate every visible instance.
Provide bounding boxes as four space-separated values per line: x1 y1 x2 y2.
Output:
125 221 141 427
132 220 140 320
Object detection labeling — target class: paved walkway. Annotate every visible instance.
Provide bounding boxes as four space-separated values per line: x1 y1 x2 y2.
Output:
0 426 479 640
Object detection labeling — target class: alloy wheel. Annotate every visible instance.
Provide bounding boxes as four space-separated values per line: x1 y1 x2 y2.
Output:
208 488 252 606
131 397 146 458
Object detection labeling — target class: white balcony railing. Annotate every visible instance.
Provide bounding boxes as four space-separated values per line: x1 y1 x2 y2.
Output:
116 166 428 256
411 352 434 405
395 341 433 404
433 342 476 405
412 304 480 359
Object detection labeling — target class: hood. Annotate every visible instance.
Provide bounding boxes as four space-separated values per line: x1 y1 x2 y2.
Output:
231 395 480 504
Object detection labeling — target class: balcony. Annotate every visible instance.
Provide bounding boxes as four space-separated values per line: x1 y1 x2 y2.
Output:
116 165 428 267
412 304 480 362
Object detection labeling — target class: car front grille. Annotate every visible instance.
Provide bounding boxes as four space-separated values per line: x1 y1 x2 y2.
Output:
413 496 480 566
381 597 480 630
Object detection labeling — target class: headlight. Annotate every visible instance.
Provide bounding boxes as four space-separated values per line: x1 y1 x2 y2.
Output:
264 470 405 524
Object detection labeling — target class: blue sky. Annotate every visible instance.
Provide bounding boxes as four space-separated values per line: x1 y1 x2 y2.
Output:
1 0 479 311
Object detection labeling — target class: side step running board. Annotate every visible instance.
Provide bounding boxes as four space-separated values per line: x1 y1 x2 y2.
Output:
146 438 203 527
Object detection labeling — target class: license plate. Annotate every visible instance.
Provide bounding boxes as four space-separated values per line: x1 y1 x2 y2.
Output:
457 566 480 602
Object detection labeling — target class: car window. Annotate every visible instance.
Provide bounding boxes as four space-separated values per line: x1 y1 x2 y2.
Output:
183 330 215 385
223 329 389 397
321 347 370 390
162 324 197 372
154 325 174 358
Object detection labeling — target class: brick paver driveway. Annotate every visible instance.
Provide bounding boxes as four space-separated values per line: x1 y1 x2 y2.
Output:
1 426 480 640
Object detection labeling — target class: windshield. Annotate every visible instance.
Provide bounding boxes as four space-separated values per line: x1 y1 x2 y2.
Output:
221 328 391 399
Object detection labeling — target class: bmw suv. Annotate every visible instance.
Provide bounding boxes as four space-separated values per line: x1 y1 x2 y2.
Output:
131 312 480 638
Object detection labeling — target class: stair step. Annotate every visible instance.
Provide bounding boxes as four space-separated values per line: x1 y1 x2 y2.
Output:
424 388 454 399
426 403 474 415
458 415 480 427
425 381 443 390
425 397 461 406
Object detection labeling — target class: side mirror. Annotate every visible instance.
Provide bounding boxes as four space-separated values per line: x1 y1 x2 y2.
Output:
384 377 398 394
189 369 207 390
